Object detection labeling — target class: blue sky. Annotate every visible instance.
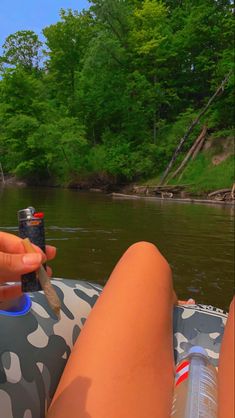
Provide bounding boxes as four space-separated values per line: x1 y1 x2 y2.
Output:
0 0 90 48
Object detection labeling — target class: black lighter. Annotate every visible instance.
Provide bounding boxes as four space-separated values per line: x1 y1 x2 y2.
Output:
18 206 46 292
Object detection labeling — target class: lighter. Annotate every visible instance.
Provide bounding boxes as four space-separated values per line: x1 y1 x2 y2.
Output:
18 206 46 292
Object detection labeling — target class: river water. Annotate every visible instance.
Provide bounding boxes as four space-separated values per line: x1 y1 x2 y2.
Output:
0 186 234 310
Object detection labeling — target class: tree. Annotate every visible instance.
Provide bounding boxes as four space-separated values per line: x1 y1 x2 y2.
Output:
43 9 94 114
0 0 233 184
0 31 43 71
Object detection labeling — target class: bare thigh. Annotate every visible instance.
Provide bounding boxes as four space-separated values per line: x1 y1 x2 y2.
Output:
48 242 175 418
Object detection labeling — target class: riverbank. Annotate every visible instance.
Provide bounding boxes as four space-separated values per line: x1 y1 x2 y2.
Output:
2 175 234 206
116 181 235 205
111 192 235 206
2 135 234 205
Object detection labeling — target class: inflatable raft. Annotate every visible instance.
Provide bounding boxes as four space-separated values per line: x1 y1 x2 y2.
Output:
0 278 228 418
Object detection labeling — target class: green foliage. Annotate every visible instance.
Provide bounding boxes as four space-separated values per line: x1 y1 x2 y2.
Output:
155 107 201 170
43 9 94 113
0 0 234 190
0 31 43 70
100 131 156 180
131 1 168 57
86 133 157 181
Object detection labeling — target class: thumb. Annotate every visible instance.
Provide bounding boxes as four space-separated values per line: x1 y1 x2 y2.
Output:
0 251 42 282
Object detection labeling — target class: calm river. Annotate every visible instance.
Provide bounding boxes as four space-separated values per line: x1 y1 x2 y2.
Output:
0 186 234 310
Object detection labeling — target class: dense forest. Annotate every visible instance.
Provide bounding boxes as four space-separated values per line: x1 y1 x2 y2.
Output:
0 0 234 192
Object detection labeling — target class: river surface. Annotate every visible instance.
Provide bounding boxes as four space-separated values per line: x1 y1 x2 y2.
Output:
0 186 234 310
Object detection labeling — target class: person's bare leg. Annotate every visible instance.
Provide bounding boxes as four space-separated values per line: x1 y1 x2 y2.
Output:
218 297 234 418
48 242 175 418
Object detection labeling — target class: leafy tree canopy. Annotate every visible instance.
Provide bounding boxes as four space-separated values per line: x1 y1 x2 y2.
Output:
0 30 43 71
0 0 234 185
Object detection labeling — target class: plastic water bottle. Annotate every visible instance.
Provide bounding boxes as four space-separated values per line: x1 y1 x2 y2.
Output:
171 346 218 418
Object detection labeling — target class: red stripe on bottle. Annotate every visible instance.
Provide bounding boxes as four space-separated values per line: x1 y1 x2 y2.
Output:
176 371 189 387
176 360 190 373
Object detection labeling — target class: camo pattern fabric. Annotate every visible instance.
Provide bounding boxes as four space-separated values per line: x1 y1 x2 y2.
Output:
0 280 228 418
173 303 228 367
0 278 102 418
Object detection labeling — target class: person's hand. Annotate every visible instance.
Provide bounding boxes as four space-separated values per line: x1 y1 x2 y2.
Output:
0 231 56 300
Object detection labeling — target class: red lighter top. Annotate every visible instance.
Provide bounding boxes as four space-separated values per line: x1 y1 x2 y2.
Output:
34 212 44 219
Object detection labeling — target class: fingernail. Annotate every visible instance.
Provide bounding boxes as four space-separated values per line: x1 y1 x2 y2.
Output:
23 253 42 266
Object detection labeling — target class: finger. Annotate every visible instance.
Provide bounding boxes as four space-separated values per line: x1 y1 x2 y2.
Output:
23 244 56 263
0 284 22 301
45 245 57 261
0 232 56 262
0 251 43 282
0 232 25 254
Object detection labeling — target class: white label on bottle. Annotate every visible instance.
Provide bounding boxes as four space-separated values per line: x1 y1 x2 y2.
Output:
198 365 217 417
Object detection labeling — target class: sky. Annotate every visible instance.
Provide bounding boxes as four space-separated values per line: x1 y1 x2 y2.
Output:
0 0 90 48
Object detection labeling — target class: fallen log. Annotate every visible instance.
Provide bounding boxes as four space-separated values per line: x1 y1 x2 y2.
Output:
208 188 235 201
112 192 140 199
111 193 234 206
208 188 231 197
170 126 207 180
132 184 187 196
191 128 207 160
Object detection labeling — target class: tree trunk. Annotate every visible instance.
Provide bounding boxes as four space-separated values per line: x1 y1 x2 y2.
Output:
208 188 232 197
159 71 232 185
169 125 207 180
191 129 207 160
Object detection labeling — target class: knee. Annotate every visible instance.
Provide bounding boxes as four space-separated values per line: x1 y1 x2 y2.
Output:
125 241 161 261
125 241 171 272
127 241 157 254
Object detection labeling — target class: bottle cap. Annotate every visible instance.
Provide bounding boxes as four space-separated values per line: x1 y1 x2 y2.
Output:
188 346 208 357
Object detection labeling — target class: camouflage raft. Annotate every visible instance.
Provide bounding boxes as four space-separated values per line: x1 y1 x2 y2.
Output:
0 278 228 418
